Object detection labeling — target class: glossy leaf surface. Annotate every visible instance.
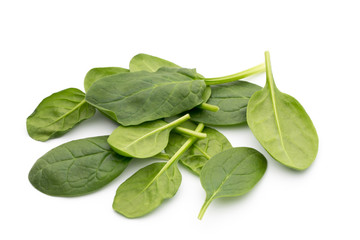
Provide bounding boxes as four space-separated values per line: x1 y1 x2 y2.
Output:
85 68 206 126
112 162 181 218
129 53 180 72
198 147 267 219
247 52 318 170
190 81 261 125
28 136 131 196
84 67 129 92
27 88 96 141
107 114 190 158
165 121 232 175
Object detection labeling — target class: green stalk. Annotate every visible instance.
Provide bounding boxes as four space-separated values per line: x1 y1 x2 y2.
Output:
146 123 205 188
204 63 265 85
158 114 206 139
174 126 207 139
197 103 219 112
198 196 214 220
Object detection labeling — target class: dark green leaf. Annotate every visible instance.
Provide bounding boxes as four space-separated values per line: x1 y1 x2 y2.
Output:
190 81 261 125
84 67 129 92
247 52 318 170
198 147 267 219
27 88 96 141
28 136 131 196
85 69 206 126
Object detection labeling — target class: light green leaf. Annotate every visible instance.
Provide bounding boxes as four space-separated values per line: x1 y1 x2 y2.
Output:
112 123 205 218
198 147 267 219
112 162 181 218
129 53 180 72
28 136 131 196
247 52 319 170
84 67 129 92
27 88 96 141
107 114 193 158
165 121 232 175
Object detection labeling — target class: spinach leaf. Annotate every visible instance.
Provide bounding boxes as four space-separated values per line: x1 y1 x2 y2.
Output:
112 162 181 218
107 114 206 158
129 53 180 72
165 121 232 175
113 123 205 218
129 54 216 112
247 52 319 170
85 68 206 126
190 81 262 125
28 136 131 196
198 147 267 220
84 67 129 92
27 88 96 141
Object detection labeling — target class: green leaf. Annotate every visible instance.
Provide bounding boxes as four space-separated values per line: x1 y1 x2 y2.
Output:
190 81 261 125
28 136 131 197
107 114 192 158
129 53 180 72
198 147 267 220
85 69 206 126
113 123 205 218
247 52 319 170
165 121 232 175
27 88 96 141
112 162 181 218
84 67 129 92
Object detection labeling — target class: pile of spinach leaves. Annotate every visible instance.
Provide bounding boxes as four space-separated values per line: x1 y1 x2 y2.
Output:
27 52 318 220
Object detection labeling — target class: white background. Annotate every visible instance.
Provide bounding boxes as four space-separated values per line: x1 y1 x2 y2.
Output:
1 0 359 239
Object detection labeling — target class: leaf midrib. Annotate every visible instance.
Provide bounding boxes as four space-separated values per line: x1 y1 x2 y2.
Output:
42 99 86 128
267 82 293 164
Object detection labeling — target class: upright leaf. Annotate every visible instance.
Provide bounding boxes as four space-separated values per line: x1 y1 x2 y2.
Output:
247 52 319 170
28 136 131 196
198 147 267 219
27 88 96 141
165 121 232 175
190 81 262 125
85 69 206 126
84 67 129 92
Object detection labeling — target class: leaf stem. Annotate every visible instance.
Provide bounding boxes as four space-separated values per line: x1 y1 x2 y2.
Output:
197 103 219 112
198 197 213 220
204 63 265 85
146 123 205 188
264 51 275 88
174 126 207 139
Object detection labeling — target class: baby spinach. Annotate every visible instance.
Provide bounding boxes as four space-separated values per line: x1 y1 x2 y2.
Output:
165 121 232 175
190 81 262 125
113 123 205 218
27 88 96 141
85 68 206 126
84 67 129 92
28 136 131 196
247 52 319 170
112 162 181 218
107 114 206 158
129 53 180 72
198 147 267 220
129 53 215 111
